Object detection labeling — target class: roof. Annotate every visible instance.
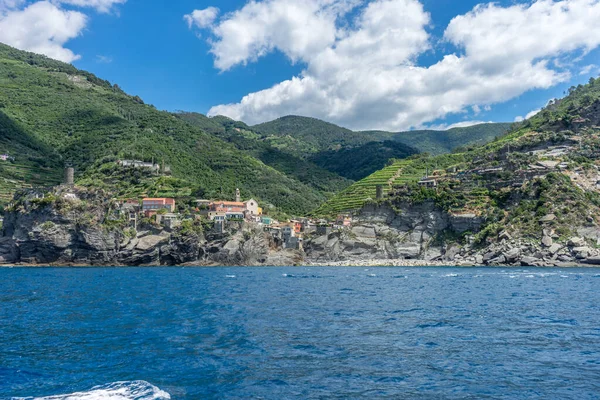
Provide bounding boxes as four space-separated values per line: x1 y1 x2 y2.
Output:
212 201 245 206
143 198 175 204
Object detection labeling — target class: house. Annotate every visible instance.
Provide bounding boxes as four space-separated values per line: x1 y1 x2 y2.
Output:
418 177 437 188
285 236 302 250
290 220 303 234
0 154 8 161
142 198 175 216
208 201 246 213
260 216 273 225
117 159 160 171
157 213 180 229
280 224 296 242
335 215 352 228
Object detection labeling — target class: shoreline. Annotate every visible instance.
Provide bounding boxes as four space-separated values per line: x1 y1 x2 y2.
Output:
0 260 595 268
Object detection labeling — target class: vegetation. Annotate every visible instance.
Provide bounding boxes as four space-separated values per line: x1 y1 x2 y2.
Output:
176 112 352 196
0 43 336 215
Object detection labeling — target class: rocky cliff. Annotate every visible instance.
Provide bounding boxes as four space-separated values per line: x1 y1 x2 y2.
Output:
0 187 300 266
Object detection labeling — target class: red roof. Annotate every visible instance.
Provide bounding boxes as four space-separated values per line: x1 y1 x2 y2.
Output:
143 198 175 205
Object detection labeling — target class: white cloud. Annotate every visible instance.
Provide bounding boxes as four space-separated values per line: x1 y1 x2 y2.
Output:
184 7 219 29
0 0 25 11
54 0 126 13
189 0 600 131
579 64 599 76
514 108 542 122
0 1 87 62
428 120 492 131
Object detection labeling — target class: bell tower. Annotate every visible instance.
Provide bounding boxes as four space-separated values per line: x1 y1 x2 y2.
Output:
235 188 241 202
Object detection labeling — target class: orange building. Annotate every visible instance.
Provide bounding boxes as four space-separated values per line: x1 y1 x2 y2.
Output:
142 198 176 216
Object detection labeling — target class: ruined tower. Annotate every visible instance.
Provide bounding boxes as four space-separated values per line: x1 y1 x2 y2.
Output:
64 166 74 186
376 185 383 200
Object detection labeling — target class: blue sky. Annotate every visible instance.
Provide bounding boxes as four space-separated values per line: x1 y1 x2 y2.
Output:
1 0 599 131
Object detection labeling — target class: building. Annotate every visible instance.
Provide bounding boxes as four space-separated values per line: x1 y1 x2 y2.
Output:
117 160 160 171
157 213 180 229
208 201 245 213
244 199 259 216
418 177 437 188
142 198 176 216
335 215 352 228
0 154 9 161
290 220 303 234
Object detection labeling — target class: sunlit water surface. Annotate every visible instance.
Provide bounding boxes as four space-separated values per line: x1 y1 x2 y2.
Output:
1 267 600 399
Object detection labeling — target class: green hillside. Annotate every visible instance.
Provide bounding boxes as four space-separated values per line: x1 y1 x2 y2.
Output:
308 140 418 180
316 75 600 240
363 123 512 155
176 112 352 196
250 115 509 179
0 43 332 214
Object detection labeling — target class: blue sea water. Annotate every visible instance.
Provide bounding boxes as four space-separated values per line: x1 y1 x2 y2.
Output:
1 267 600 399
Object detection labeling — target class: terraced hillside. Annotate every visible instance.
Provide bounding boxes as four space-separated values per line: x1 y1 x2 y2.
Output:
313 153 468 216
313 159 420 216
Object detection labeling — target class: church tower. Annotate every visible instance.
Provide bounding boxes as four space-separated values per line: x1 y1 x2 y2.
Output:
235 188 241 202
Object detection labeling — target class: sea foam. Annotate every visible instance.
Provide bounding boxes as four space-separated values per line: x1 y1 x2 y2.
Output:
14 380 170 400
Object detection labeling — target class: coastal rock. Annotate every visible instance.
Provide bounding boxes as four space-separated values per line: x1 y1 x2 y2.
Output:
541 235 553 247
568 237 585 247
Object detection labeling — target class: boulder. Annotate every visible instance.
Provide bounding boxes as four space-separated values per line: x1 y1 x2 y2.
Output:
520 256 540 266
135 235 169 251
539 214 556 223
583 256 600 265
572 246 592 259
498 230 512 241
504 247 521 263
548 243 562 255
541 235 553 247
568 237 585 247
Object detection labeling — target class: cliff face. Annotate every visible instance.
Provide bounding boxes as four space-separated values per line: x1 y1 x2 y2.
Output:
0 187 300 266
304 202 483 263
304 200 600 267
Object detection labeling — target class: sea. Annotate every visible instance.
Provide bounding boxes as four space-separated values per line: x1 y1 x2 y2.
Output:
1 267 600 399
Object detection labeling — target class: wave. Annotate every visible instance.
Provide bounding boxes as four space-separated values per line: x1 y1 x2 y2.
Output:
13 380 170 400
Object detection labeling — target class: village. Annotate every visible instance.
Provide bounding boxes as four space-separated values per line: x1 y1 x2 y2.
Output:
110 187 354 251
86 159 356 251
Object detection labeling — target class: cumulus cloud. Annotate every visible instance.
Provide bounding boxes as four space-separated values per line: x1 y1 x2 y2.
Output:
187 0 600 130
0 0 25 11
0 0 126 63
514 108 542 122
0 1 87 62
184 6 219 29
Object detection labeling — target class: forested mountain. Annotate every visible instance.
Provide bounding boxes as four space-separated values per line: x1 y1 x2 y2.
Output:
316 75 600 244
176 112 352 196
0 43 332 214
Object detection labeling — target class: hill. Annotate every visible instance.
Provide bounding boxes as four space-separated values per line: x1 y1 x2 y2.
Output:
316 76 600 249
367 123 513 155
0 43 332 215
175 112 352 196
251 115 510 179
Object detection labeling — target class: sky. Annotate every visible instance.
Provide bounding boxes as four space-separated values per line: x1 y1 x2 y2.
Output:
0 0 599 132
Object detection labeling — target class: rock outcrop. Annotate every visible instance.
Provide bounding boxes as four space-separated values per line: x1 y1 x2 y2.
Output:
0 187 300 266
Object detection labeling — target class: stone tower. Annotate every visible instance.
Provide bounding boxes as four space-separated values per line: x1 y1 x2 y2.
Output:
64 167 74 186
376 185 383 200
235 188 241 202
